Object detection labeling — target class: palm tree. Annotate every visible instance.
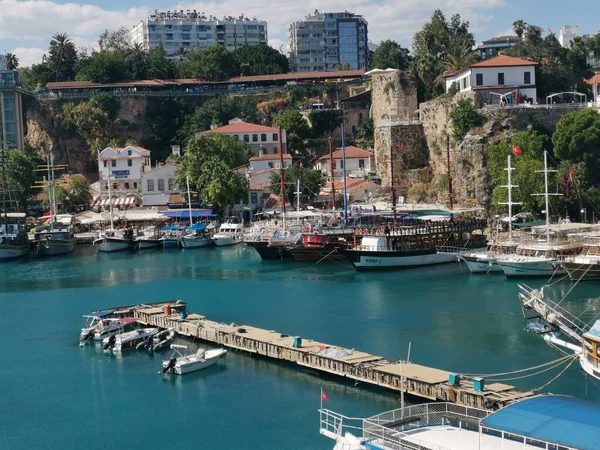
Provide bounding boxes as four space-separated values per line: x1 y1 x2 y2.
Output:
126 42 149 80
51 32 73 81
174 47 189 78
512 20 527 40
4 52 19 70
443 42 479 74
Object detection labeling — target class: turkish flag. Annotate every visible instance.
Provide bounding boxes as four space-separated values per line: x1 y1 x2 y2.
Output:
321 391 330 402
512 145 523 155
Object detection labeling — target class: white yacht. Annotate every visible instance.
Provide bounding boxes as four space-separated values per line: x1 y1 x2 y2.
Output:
212 217 244 246
161 345 227 374
103 327 159 352
321 396 600 450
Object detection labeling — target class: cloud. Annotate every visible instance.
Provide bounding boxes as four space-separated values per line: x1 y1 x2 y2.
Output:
11 47 46 67
4 0 507 67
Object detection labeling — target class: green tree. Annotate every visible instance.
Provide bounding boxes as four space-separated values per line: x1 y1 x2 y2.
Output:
148 43 175 79
552 108 600 184
586 34 600 61
89 93 119 121
309 110 342 138
177 134 251 211
7 149 38 213
512 20 527 40
443 41 478 74
449 99 484 141
355 118 374 148
55 174 90 212
59 100 111 149
232 43 289 75
98 27 131 53
184 45 237 80
269 165 324 204
274 109 311 140
143 97 191 162
49 32 78 81
4 52 19 70
126 43 149 80
370 40 411 70
486 131 550 212
76 50 128 83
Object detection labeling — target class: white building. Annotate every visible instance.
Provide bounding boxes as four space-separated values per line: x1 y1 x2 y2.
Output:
288 10 368 72
249 152 292 171
200 119 287 155
313 146 373 180
141 163 180 206
559 25 580 48
0 55 5 71
97 146 151 199
132 10 268 58
443 55 538 103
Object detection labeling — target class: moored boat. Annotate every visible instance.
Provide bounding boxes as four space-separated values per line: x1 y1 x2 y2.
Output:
180 223 210 249
103 327 160 352
161 344 227 375
94 228 134 252
134 226 162 250
34 225 77 256
0 214 29 260
160 225 184 248
559 237 600 281
212 217 244 246
458 241 519 274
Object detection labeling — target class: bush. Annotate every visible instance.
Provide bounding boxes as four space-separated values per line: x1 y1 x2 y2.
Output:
449 98 484 141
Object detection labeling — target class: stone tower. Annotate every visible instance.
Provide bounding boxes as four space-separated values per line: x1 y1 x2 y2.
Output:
369 69 429 191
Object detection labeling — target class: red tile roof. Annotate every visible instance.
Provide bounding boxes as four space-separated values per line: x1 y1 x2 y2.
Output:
330 178 373 192
201 122 282 134
249 153 292 161
227 69 364 84
586 73 600 85
470 55 537 68
318 146 373 160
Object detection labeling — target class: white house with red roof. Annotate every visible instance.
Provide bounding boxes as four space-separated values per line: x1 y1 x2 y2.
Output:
200 119 287 155
313 146 374 180
443 55 538 103
249 151 293 172
586 72 600 104
97 145 152 200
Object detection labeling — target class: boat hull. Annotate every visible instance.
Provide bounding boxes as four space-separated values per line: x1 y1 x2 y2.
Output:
246 241 295 260
95 238 132 253
161 239 180 249
135 239 161 250
290 247 345 262
180 237 210 249
166 349 227 375
212 235 242 246
460 255 503 274
0 244 29 260
35 239 76 256
561 262 600 281
341 249 457 270
497 259 563 278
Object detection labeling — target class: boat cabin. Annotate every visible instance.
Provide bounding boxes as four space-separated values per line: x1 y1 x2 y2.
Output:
582 321 600 379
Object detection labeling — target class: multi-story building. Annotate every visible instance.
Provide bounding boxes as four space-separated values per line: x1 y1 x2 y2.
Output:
474 35 520 58
97 145 152 199
559 25 580 48
288 10 368 72
200 119 287 155
132 10 268 58
313 146 374 180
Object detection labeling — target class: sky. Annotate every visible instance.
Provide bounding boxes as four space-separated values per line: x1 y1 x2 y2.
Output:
1 0 597 67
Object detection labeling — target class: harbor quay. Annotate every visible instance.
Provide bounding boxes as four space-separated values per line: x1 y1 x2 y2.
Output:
121 300 536 410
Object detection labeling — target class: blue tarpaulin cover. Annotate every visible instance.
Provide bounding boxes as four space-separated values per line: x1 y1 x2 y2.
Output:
90 311 112 318
481 395 600 450
187 223 206 231
162 210 216 218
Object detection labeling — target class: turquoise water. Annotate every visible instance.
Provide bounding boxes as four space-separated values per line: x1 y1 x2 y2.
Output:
1 245 599 449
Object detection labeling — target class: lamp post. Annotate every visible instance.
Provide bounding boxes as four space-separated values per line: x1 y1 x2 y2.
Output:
581 208 587 223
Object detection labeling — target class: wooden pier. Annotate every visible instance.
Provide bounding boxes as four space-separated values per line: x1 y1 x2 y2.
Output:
120 301 535 410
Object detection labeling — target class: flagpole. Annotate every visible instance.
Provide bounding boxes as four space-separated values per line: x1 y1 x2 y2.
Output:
320 387 323 410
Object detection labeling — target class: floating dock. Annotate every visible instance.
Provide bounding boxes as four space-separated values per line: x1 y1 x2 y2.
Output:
107 300 535 410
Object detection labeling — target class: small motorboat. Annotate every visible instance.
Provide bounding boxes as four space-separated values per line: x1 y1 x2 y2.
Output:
92 317 139 343
141 328 176 351
94 228 134 253
180 223 210 249
103 327 159 352
161 344 227 375
134 226 162 250
212 217 244 246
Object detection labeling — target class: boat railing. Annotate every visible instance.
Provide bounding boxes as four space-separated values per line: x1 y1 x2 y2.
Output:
318 409 363 441
436 246 473 254
354 219 488 236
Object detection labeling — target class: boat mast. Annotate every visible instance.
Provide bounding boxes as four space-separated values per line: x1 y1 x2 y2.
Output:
328 137 335 212
533 151 559 244
278 127 286 227
341 112 348 227
107 159 114 230
46 153 55 231
186 175 193 227
500 155 521 242
1 146 7 232
295 179 301 213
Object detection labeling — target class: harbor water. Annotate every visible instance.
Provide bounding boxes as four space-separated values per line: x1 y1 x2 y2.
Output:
1 245 599 449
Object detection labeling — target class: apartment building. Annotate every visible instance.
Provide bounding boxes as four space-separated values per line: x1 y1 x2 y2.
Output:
288 10 368 72
132 10 268 58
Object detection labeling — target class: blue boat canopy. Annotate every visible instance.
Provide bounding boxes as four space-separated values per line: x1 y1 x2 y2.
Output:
90 311 112 318
163 225 184 230
481 395 600 450
162 210 217 218
187 223 206 231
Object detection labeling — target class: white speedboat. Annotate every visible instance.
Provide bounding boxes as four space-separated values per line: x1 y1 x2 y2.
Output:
134 227 162 250
212 217 244 246
161 345 227 374
103 327 159 352
92 317 138 342
149 328 176 351
94 228 134 253
80 310 115 341
180 223 210 249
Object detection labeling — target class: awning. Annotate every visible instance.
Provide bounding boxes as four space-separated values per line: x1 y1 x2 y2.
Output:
94 197 138 207
161 209 216 218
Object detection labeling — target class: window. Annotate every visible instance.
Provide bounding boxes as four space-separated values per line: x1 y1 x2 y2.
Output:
243 134 249 142
359 159 365 169
124 182 130 189
168 178 175 190
268 162 274 169
127 149 132 155
332 161 336 169
272 133 278 141
251 192 258 204
111 160 116 167
112 182 118 190
498 73 505 85
103 161 107 167
276 163 280 169
524 71 531 85
273 148 278 154
260 133 267 142
252 134 258 142
127 159 132 167
476 73 483 86
158 179 165 191
133 182 138 189
147 180 155 192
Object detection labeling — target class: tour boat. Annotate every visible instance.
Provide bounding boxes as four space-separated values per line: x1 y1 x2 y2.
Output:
341 218 487 270
161 344 227 375
289 231 352 262
459 240 519 274
103 327 160 352
180 223 210 249
320 396 600 450
134 226 162 250
34 225 77 256
212 217 244 246
0 215 29 260
559 237 600 281
94 228 134 252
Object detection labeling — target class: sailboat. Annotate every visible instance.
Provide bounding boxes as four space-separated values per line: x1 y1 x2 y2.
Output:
459 155 520 274
94 162 134 252
33 152 76 257
180 176 210 249
0 149 29 260
496 151 583 277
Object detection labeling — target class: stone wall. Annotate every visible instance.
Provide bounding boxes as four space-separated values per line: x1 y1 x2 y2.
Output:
370 70 419 127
